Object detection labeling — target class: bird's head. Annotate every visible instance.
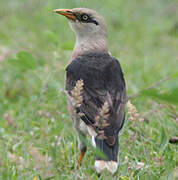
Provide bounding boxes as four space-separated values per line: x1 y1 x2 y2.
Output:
54 8 107 38
54 8 108 55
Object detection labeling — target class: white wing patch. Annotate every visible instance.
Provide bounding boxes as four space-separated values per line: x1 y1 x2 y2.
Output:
92 136 96 147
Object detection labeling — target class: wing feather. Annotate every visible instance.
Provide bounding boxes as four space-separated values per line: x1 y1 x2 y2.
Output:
66 53 126 146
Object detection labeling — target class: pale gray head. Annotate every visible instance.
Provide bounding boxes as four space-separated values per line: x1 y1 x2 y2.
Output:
54 8 108 57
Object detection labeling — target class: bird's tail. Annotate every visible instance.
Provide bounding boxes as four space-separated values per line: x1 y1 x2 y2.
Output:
94 136 119 174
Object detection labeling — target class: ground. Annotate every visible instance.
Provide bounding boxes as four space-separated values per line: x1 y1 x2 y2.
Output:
0 0 177 179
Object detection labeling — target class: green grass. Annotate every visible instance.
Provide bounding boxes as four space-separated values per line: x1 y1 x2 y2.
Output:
0 0 177 179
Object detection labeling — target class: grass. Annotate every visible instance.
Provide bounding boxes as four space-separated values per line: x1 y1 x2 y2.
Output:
0 0 177 179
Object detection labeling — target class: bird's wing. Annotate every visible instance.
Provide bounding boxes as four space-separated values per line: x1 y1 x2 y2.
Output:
66 53 126 146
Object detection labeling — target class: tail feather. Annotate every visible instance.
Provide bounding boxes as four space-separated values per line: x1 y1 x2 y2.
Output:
94 135 119 174
95 135 119 162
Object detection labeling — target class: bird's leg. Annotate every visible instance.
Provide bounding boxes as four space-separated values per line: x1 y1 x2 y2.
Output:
72 114 87 168
76 135 87 168
77 146 87 167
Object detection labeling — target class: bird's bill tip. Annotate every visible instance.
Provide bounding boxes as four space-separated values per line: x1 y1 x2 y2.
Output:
53 9 76 21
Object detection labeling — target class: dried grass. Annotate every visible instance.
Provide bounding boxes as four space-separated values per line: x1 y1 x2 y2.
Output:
4 112 17 129
95 101 111 139
71 79 84 108
95 101 110 128
127 100 143 122
29 145 53 178
7 152 25 170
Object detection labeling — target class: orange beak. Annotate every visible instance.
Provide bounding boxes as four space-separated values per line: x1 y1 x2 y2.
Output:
53 9 76 21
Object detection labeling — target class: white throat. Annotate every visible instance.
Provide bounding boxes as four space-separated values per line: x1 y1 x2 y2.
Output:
69 21 108 60
76 33 107 50
71 34 108 59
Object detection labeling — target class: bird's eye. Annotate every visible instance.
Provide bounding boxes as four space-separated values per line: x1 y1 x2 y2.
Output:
81 14 89 21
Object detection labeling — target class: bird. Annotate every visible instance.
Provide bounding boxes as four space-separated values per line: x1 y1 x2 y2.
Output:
54 8 126 174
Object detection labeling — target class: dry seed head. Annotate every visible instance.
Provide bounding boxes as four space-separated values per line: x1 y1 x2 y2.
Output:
71 79 84 107
101 120 110 127
97 130 107 140
95 101 110 121
127 100 143 122
95 101 110 128
100 101 110 117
